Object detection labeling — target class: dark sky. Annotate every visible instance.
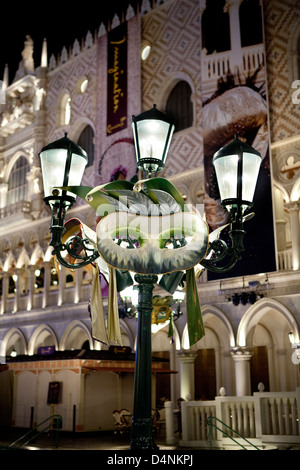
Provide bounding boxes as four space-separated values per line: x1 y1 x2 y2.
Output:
0 1 137 84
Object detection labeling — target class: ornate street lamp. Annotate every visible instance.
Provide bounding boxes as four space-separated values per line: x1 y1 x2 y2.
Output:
201 136 262 273
39 107 262 451
39 133 99 268
212 136 262 219
132 104 175 176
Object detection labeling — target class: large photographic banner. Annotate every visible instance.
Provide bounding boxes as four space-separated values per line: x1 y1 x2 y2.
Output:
107 22 128 136
201 0 277 279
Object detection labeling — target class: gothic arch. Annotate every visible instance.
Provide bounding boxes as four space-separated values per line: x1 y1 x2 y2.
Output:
57 89 72 126
60 320 93 350
151 322 180 351
181 304 235 349
287 17 300 82
1 327 28 356
156 72 196 124
273 180 290 205
28 324 59 355
30 245 45 265
237 298 299 347
16 247 30 268
291 175 300 201
3 150 30 184
69 117 95 143
44 245 54 262
3 252 16 271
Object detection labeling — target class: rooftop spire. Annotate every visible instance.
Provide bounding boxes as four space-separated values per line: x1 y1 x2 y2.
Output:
3 64 9 87
41 38 48 68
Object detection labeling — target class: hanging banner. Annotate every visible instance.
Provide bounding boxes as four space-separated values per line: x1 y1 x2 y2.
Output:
107 22 128 136
201 0 277 279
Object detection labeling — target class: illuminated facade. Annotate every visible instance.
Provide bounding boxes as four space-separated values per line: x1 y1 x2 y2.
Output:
0 0 299 434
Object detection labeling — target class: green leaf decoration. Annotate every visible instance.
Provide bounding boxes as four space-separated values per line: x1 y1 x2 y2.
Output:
146 189 182 214
61 185 92 200
159 271 184 294
134 177 186 211
111 189 160 215
168 312 174 339
186 267 205 346
115 269 133 292
62 178 187 218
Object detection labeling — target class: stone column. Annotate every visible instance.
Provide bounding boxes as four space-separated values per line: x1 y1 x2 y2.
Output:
178 351 197 401
13 268 24 313
27 265 36 311
231 347 253 396
225 0 243 72
276 349 288 391
0 272 9 314
42 261 52 308
285 201 300 270
165 401 176 445
58 266 66 306
74 268 83 304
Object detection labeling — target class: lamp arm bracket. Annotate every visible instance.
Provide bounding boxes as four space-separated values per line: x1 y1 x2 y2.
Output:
200 227 245 274
50 232 99 269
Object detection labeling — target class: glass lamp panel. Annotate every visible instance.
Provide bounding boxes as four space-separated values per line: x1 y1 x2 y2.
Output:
40 148 68 198
135 119 173 162
242 152 261 202
213 153 239 201
40 148 87 199
68 152 88 187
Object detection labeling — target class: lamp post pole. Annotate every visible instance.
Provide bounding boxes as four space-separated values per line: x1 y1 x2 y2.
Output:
130 274 158 450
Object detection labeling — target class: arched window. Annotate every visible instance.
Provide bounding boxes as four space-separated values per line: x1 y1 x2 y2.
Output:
239 0 263 47
7 156 29 205
201 0 230 54
77 125 95 167
58 92 71 126
166 81 193 132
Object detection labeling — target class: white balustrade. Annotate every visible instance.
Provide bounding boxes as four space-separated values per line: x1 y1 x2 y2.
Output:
176 388 300 449
278 249 293 271
201 44 265 82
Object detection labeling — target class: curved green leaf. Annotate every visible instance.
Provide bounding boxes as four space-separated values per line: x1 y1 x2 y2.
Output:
134 177 186 210
61 185 92 200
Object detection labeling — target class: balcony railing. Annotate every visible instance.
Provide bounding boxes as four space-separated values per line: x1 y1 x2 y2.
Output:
278 249 293 271
201 44 265 82
0 200 31 219
165 388 300 450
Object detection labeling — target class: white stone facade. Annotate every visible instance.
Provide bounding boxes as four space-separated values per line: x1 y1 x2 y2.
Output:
0 0 299 432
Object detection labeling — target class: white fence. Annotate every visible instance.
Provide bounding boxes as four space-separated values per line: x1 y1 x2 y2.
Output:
165 388 300 450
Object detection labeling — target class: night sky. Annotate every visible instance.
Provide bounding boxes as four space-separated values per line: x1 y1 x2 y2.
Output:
0 1 137 84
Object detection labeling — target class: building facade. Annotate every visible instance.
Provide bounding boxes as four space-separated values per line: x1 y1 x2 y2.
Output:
0 0 299 432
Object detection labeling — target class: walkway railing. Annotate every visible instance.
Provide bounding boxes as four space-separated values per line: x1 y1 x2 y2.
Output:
1 414 62 450
207 416 261 450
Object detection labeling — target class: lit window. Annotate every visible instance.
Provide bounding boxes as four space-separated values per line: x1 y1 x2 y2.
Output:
7 156 29 205
65 97 71 125
141 43 151 61
80 78 89 93
58 92 72 126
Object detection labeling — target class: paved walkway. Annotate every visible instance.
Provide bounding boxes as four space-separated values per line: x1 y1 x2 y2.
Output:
0 428 182 451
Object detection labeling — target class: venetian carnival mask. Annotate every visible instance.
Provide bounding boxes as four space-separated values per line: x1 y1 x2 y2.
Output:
62 177 209 275
96 210 208 274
